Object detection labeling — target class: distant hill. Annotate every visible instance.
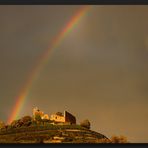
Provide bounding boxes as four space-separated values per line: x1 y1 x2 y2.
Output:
0 124 110 143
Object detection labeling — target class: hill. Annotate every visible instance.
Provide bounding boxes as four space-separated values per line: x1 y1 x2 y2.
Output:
0 124 110 143
0 109 128 143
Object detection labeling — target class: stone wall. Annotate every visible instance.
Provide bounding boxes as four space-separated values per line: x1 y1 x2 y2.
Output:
50 114 65 122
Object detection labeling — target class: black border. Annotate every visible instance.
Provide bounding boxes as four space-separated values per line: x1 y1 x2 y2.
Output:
0 143 148 147
0 0 147 5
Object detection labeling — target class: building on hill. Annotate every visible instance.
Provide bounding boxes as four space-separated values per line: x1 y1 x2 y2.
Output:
50 112 65 123
64 111 76 124
33 107 43 119
50 111 76 124
33 107 76 124
42 114 49 120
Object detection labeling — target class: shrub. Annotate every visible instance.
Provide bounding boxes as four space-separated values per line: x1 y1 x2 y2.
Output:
0 121 5 129
31 121 37 126
21 116 32 123
11 120 20 128
80 119 91 129
110 135 128 143
35 114 42 122
7 125 12 130
19 116 32 127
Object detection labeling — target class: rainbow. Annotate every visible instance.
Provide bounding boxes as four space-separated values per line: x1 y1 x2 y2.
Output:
7 6 91 124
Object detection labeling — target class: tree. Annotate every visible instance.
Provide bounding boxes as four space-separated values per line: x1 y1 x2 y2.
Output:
10 120 20 128
21 116 32 122
80 119 91 129
35 114 42 124
42 119 51 125
20 116 32 126
31 120 37 126
110 135 128 143
0 121 5 129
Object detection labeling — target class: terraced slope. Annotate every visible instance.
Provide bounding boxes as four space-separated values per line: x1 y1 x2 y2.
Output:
0 125 110 143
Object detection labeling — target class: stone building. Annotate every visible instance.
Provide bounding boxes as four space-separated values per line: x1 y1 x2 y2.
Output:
33 107 43 119
50 111 76 124
33 107 76 124
33 107 49 120
42 114 49 120
50 112 65 123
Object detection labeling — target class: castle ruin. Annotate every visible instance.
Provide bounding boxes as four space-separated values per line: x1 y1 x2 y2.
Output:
33 107 76 125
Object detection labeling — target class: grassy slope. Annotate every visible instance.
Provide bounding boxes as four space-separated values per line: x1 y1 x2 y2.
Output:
0 124 109 143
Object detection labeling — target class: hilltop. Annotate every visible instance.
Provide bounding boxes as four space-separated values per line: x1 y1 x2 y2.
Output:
0 107 128 143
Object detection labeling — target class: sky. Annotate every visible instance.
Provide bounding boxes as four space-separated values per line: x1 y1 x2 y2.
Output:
0 5 148 143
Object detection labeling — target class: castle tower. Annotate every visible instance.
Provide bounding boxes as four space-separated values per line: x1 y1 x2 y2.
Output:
33 107 44 120
33 107 39 117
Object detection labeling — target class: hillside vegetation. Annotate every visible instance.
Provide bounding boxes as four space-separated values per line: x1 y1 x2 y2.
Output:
0 115 128 143
0 123 109 143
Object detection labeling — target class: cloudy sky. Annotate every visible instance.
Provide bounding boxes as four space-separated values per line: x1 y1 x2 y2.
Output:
0 5 148 142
